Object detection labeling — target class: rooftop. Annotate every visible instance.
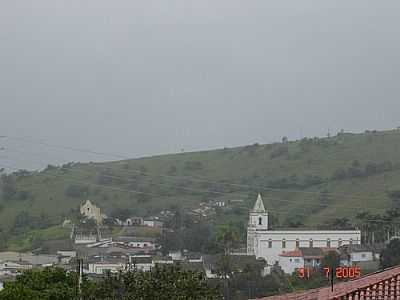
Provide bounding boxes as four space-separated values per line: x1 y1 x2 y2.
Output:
279 250 303 258
259 265 400 300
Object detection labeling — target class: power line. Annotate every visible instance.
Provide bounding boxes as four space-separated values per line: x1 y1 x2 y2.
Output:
0 148 391 212
51 164 389 212
3 136 127 160
1 137 392 203
0 161 398 225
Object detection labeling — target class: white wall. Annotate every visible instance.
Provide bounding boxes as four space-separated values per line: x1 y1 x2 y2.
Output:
351 251 373 263
128 241 155 249
75 236 97 244
278 256 304 275
57 251 76 257
255 230 361 264
88 263 123 274
135 263 153 272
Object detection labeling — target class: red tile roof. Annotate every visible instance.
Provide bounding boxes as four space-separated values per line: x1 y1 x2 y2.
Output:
279 250 303 258
258 265 400 300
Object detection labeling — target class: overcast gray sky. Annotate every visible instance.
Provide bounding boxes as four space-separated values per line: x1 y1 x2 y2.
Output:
1 0 400 170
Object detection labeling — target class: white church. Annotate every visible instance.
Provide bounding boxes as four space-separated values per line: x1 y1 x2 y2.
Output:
247 194 361 264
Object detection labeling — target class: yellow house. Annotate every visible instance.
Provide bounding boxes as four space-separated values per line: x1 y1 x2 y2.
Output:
80 200 105 224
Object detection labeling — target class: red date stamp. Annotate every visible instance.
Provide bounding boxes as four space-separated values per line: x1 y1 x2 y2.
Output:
298 266 361 279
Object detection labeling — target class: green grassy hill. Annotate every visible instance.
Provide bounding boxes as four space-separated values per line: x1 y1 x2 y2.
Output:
2 129 400 248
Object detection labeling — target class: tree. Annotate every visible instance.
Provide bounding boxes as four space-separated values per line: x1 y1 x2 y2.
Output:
0 266 222 300
332 168 347 180
109 207 134 220
321 251 340 272
217 225 239 255
88 265 221 300
167 165 177 175
64 184 89 198
137 193 151 203
216 226 239 300
324 218 354 230
0 267 78 300
380 239 400 269
96 169 114 185
0 174 17 200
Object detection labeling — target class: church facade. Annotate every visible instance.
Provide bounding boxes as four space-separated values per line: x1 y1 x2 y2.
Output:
247 194 361 264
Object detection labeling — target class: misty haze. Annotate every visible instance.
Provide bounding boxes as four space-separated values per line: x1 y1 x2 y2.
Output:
1 1 400 300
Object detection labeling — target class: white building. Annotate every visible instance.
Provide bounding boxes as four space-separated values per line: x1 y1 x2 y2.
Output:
339 244 384 267
247 194 361 265
129 255 154 272
88 261 125 274
278 249 304 274
143 220 163 228
0 261 33 273
169 251 184 261
74 233 97 244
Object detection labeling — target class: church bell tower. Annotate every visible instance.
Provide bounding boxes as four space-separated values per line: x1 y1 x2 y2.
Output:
247 193 268 255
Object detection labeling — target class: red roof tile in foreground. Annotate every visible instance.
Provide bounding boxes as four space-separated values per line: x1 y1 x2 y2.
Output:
259 265 400 300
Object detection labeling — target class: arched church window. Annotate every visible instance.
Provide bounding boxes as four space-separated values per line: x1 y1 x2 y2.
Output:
282 239 286 249
258 217 262 225
309 239 313 248
268 239 272 248
296 239 300 248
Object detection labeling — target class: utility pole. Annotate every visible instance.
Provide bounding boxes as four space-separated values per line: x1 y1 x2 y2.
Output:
76 258 83 300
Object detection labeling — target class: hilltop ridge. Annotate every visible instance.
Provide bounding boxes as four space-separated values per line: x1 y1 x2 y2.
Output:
1 129 400 249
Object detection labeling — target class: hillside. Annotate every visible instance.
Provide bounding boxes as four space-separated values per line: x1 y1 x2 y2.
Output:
2 129 400 248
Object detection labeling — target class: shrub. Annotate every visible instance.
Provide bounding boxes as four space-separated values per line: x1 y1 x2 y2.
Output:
331 168 347 180
15 190 32 201
0 175 19 201
64 184 89 198
270 145 289 159
96 169 113 185
43 164 58 172
167 165 177 174
184 161 203 171
303 175 324 187
347 167 364 178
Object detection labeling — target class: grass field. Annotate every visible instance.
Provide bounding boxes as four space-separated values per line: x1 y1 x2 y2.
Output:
1 129 400 245
6 226 70 251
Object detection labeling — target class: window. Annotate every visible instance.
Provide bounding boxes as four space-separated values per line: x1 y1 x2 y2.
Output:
338 239 342 247
259 217 262 225
282 239 286 249
296 239 300 248
309 239 313 248
361 254 366 258
327 239 331 248
294 259 300 263
268 239 272 248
